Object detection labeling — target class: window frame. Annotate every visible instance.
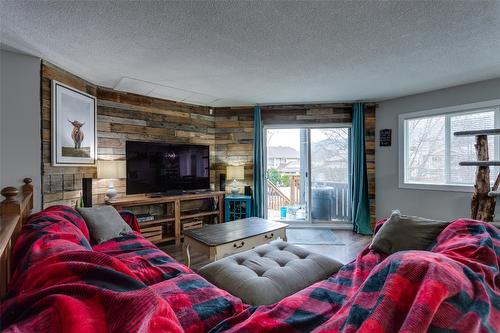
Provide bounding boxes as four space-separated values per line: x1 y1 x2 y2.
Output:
263 123 352 224
398 99 500 192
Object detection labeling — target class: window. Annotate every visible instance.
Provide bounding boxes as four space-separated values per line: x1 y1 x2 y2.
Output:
399 100 500 191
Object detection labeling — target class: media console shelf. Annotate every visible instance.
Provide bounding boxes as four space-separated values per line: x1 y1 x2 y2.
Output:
107 191 225 245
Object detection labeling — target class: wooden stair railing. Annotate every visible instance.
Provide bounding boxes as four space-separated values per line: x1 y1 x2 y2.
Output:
0 178 34 297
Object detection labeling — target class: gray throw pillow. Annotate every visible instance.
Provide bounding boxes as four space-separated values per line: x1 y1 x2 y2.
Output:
370 210 450 255
77 206 133 244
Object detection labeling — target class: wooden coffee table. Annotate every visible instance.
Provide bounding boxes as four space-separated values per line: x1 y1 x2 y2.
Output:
182 217 288 267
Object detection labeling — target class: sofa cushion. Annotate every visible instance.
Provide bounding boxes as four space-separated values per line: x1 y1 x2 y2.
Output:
199 240 343 306
370 210 449 255
78 206 132 244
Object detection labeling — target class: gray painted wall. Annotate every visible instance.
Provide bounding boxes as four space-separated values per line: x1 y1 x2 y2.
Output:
376 78 500 220
0 49 41 210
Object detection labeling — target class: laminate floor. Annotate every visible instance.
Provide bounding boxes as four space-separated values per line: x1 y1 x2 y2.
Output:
160 228 371 271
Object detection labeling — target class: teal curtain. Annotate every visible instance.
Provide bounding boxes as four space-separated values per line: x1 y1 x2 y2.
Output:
252 105 264 218
351 103 372 235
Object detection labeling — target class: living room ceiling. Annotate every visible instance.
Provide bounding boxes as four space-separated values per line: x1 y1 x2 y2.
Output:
1 1 499 107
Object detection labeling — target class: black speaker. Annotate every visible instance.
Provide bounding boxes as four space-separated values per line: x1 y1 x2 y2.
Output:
82 178 93 207
244 185 252 196
219 174 226 192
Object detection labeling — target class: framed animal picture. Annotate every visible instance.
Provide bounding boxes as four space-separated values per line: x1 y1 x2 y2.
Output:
52 80 97 166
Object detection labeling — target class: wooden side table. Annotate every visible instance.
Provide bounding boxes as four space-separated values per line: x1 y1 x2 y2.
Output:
224 195 252 222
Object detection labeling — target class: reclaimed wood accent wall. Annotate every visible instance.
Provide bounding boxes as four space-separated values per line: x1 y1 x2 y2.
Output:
41 62 214 208
364 105 376 225
41 63 98 208
41 61 375 223
214 104 376 224
262 104 352 124
213 106 255 191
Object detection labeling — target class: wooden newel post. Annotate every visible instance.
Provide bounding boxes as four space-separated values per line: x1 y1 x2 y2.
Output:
1 187 19 203
22 178 33 208
1 186 20 216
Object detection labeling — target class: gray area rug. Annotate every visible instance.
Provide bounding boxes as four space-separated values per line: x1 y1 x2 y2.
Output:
286 228 345 245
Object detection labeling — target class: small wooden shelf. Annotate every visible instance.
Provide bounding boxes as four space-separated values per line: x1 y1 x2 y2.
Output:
152 236 176 244
459 161 500 166
454 129 500 137
181 210 220 220
156 216 176 222
138 217 175 227
108 191 225 245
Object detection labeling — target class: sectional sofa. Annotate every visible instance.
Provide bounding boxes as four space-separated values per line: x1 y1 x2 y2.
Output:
1 205 498 332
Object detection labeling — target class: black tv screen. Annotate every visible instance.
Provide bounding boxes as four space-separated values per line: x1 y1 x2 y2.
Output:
126 141 210 195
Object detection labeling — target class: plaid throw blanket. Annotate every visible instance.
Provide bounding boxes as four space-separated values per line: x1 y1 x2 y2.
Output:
211 219 500 333
1 205 498 332
1 205 245 333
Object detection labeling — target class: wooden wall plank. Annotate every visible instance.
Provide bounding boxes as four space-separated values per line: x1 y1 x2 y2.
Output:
214 104 376 225
41 62 215 207
41 61 375 224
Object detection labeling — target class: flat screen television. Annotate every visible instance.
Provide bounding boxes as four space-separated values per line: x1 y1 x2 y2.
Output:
126 141 210 195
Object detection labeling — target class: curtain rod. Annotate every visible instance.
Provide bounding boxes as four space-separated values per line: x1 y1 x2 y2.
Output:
259 102 378 108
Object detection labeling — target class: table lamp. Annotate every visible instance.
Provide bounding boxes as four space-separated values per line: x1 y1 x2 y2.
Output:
97 160 126 200
226 165 244 195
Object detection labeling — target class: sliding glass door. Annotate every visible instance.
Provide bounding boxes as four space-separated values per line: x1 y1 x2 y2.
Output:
264 125 351 224
310 128 350 222
265 128 305 221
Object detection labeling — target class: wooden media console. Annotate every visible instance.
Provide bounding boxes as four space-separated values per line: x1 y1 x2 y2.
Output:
106 191 225 245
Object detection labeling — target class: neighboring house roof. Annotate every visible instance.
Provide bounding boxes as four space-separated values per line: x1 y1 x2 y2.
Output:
268 146 299 159
280 160 300 173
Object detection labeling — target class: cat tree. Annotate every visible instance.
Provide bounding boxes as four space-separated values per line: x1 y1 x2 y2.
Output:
455 128 500 222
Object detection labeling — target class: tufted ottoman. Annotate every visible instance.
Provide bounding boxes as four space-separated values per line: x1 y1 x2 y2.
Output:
199 240 343 305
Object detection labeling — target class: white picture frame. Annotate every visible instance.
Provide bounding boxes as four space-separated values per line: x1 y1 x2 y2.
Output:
52 80 97 166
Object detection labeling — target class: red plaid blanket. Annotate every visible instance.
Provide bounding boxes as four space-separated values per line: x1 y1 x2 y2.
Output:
1 205 245 333
1 205 498 333
211 219 500 333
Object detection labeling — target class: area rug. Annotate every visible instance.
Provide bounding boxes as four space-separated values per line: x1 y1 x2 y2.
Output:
286 228 345 245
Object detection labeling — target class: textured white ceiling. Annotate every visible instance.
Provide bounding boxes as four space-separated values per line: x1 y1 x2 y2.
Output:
1 1 500 106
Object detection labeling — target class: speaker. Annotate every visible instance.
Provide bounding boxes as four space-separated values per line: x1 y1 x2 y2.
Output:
82 178 93 207
244 185 252 196
219 173 226 192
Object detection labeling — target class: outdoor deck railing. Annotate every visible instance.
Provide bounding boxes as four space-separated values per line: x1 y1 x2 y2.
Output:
266 175 350 221
289 175 300 205
311 181 350 221
267 180 291 211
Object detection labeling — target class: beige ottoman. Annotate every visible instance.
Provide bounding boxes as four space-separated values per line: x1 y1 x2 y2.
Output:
199 240 343 306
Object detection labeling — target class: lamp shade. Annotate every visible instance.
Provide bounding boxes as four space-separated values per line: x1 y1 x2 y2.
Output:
97 160 126 179
226 165 244 180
